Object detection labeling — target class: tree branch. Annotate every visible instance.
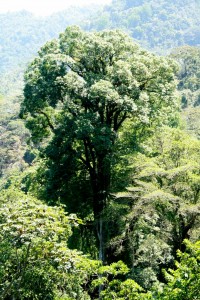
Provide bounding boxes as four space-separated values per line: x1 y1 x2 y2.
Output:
85 137 96 171
114 112 128 131
37 110 55 132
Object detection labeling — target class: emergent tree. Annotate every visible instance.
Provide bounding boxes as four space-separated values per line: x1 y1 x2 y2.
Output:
21 26 178 260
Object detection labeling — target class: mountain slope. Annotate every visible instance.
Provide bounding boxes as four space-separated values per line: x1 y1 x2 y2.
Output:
86 0 200 53
0 6 99 74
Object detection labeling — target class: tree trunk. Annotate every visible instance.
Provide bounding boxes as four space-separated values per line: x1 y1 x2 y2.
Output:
93 188 106 262
90 154 111 263
98 216 104 261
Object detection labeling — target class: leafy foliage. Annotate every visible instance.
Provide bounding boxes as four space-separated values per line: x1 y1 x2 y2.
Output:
20 26 178 262
109 127 200 288
182 107 200 139
0 6 199 297
0 189 98 299
0 188 152 299
170 46 200 139
0 6 101 99
92 261 152 299
157 240 200 300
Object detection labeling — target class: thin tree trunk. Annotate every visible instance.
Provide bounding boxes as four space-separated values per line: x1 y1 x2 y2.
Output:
98 215 104 299
98 216 104 261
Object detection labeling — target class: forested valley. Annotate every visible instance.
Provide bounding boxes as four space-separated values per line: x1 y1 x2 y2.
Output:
0 0 199 299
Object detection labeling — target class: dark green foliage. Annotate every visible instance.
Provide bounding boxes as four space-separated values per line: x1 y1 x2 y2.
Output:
20 26 177 262
171 46 200 108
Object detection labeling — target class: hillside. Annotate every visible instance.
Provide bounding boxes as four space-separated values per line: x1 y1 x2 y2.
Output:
0 0 200 85
0 6 99 73
87 0 200 53
0 6 100 95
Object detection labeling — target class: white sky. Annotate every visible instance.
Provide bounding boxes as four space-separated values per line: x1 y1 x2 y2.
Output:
0 0 112 16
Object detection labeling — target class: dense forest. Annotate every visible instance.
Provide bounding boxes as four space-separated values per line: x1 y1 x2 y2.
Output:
87 0 200 52
0 0 199 299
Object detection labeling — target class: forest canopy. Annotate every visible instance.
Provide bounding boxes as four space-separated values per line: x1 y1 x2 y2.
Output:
0 2 199 299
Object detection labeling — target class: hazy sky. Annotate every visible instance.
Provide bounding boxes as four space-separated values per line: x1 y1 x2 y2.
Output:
0 0 112 16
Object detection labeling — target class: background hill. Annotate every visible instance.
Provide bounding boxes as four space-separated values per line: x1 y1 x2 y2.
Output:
0 6 99 95
87 0 200 52
0 0 200 87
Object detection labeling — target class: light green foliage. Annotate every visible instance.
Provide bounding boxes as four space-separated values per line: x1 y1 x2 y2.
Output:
171 46 200 93
157 240 200 300
92 261 152 299
182 107 200 139
0 0 199 88
0 8 100 77
0 188 150 299
0 95 30 178
110 127 200 288
0 6 102 107
0 3 199 299
0 189 98 299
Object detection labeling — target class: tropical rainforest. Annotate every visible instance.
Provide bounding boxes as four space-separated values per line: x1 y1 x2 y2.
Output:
0 0 199 299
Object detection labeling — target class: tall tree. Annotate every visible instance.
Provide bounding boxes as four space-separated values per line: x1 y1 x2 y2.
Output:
21 26 177 260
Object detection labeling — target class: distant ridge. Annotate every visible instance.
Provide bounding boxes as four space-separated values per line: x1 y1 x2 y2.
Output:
0 0 199 93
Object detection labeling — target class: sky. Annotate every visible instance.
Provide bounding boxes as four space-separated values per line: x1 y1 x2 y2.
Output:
0 0 112 16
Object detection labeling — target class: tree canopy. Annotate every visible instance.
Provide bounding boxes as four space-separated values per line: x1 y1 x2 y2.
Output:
21 26 178 260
